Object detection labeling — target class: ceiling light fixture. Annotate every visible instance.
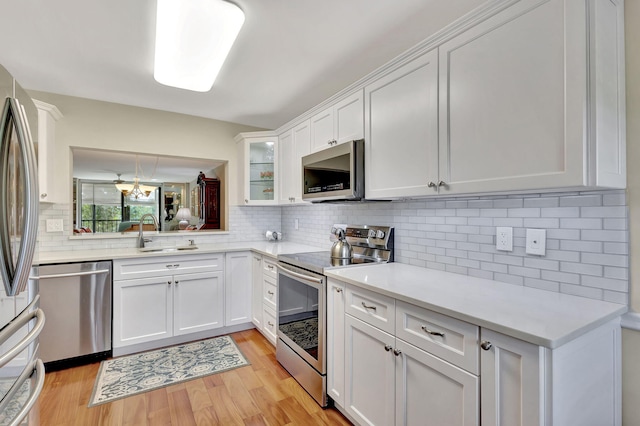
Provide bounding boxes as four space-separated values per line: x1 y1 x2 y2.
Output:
115 157 157 199
153 0 245 92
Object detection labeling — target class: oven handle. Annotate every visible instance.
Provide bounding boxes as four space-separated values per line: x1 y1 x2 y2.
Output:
276 263 323 284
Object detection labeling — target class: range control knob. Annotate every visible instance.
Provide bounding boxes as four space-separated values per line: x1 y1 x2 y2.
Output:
376 230 385 239
368 229 376 238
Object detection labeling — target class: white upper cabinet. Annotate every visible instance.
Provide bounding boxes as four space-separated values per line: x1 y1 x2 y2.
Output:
33 100 63 203
235 132 278 205
364 50 439 199
279 120 311 204
310 91 364 152
436 0 625 196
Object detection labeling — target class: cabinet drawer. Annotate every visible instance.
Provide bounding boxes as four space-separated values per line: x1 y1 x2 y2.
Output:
345 284 395 334
396 300 479 374
262 305 277 345
114 254 223 280
263 276 277 310
263 258 277 279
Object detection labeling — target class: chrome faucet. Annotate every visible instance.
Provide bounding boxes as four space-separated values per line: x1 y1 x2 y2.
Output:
137 213 159 248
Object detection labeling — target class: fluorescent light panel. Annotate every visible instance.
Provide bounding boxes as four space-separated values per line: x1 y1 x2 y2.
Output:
154 0 245 92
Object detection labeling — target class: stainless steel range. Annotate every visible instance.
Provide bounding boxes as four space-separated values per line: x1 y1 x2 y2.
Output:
276 225 394 407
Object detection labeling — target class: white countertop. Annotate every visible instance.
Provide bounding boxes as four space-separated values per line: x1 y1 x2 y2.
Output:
325 263 627 349
36 241 325 265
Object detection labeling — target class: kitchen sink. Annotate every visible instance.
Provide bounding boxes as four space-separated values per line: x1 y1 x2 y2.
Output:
138 246 198 253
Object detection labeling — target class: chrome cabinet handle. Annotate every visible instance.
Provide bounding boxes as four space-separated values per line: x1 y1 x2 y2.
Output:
40 193 47 198
167 281 171 285
393 349 402 356
361 302 377 311
438 180 446 187
267 290 274 295
335 287 343 293
166 264 180 269
384 344 392 352
421 326 445 337
268 321 274 327
267 265 274 270
427 181 436 188
481 341 493 351
175 281 179 285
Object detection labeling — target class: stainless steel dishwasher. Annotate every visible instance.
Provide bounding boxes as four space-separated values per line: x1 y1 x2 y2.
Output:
32 261 112 369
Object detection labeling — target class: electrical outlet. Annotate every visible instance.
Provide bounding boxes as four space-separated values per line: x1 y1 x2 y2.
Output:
526 229 546 256
46 219 63 232
496 227 513 251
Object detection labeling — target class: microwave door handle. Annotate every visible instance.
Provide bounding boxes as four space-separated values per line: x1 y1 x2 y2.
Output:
0 358 45 426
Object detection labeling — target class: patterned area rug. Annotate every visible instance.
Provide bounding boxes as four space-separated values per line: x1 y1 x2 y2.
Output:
89 335 249 407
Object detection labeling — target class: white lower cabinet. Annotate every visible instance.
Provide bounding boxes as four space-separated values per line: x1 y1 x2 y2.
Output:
327 279 346 406
344 314 479 426
224 251 252 326
251 254 263 329
250 256 279 345
332 281 621 426
113 271 224 347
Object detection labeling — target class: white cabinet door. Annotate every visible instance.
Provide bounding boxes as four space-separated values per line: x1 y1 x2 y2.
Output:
173 271 224 336
395 339 479 426
33 100 63 203
251 254 263 329
278 129 294 204
364 49 439 199
279 121 311 204
292 120 311 203
438 0 625 195
480 329 544 426
113 276 172 347
235 132 278 205
310 107 334 152
327 279 346 407
345 315 395 426
224 251 252 326
334 91 364 145
310 91 363 153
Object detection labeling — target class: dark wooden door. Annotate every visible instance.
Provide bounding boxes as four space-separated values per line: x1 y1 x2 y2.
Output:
199 178 220 229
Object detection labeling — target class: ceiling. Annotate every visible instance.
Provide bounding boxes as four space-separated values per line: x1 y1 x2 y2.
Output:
0 0 483 130
72 148 224 183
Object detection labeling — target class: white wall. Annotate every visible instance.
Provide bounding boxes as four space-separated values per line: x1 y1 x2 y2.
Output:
28 90 263 204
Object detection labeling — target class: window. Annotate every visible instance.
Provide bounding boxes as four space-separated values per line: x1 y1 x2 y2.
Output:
76 180 160 233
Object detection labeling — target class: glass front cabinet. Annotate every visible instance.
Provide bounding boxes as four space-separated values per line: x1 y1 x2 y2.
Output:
235 132 278 205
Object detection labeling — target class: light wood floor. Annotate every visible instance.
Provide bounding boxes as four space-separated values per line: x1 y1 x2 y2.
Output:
32 329 352 425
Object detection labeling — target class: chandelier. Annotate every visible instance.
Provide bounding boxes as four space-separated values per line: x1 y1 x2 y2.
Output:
115 156 157 199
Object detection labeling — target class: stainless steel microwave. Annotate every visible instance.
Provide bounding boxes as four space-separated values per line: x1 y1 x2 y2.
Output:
302 139 364 202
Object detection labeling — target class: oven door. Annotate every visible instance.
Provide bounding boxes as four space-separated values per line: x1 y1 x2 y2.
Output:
276 262 326 374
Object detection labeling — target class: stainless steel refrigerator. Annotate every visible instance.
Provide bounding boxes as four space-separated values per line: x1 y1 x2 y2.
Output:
0 64 45 425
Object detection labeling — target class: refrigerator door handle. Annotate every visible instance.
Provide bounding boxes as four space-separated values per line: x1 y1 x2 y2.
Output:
0 97 39 296
0 295 45 368
0 357 45 426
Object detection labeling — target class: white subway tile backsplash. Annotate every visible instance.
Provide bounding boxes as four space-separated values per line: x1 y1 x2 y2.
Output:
40 190 628 304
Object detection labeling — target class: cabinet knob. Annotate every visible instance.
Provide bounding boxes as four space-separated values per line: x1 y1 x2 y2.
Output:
393 349 402 356
427 181 436 188
267 290 274 295
268 321 274 327
167 281 171 285
40 193 47 198
438 180 446 187
384 344 393 352
245 199 248 204
480 341 493 351
335 287 343 293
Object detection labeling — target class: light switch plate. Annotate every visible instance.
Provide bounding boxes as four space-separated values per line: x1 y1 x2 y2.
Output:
496 227 513 251
46 218 64 232
526 228 546 256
